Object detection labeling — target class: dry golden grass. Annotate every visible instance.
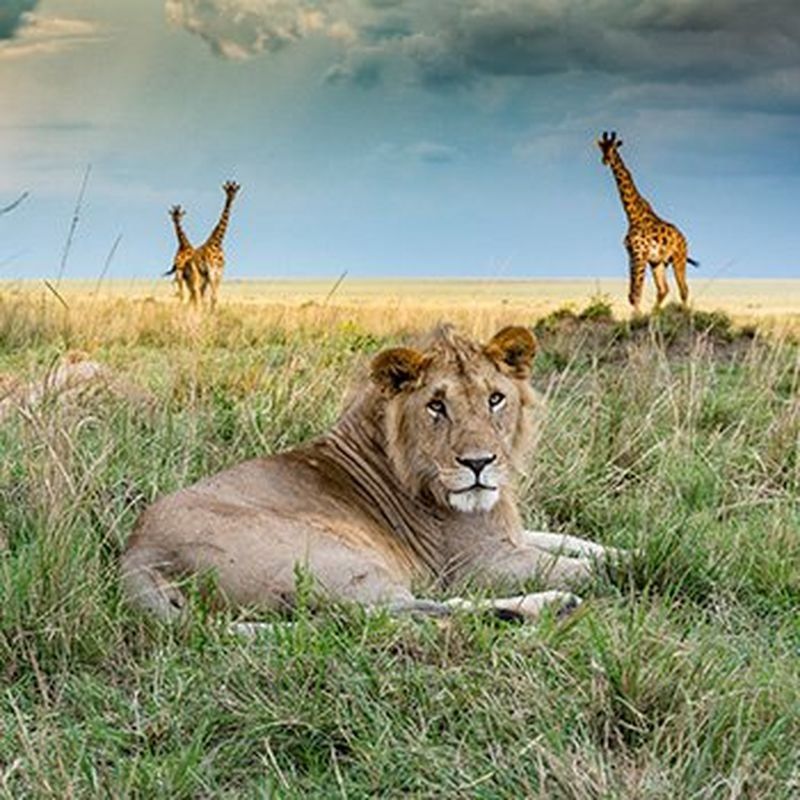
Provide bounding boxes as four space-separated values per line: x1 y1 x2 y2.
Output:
1 277 798 342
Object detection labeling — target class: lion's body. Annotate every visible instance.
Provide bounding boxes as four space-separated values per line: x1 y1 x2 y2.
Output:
124 452 420 614
122 326 623 622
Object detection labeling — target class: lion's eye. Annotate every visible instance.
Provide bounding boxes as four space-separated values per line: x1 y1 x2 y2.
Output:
427 399 447 418
488 392 506 411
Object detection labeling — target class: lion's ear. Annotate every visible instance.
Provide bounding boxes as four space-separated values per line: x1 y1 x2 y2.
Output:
371 347 429 393
484 326 537 379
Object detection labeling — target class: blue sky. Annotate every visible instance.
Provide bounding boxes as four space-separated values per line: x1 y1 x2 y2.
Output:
1 0 799 281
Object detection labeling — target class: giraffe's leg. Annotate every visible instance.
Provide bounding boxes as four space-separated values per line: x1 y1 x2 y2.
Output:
652 263 669 311
203 265 222 311
187 268 202 308
200 272 211 309
175 272 185 303
673 252 690 307
628 252 647 314
209 276 219 311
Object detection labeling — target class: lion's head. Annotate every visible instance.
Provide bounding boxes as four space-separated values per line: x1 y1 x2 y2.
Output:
369 325 538 514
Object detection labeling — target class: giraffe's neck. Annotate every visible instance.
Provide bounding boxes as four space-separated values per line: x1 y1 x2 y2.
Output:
172 217 191 251
205 195 235 249
608 153 654 224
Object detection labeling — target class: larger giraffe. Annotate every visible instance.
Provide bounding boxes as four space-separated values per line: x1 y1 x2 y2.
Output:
598 132 697 313
163 205 195 303
190 181 240 310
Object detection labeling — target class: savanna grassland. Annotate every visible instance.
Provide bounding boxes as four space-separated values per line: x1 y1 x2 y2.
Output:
0 282 798 798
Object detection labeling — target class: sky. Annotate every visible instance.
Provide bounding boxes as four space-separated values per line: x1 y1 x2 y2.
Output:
0 0 799 281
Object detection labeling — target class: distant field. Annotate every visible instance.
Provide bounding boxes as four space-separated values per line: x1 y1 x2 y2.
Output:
1 278 798 336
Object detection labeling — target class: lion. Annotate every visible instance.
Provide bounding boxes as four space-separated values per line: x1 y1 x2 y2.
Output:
1 353 153 424
121 325 627 625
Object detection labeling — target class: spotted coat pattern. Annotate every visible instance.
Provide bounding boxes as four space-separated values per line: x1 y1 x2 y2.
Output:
598 132 696 312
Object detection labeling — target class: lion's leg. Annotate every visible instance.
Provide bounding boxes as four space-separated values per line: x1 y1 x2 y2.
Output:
474 545 595 590
521 530 625 560
381 597 453 617
227 542 580 634
228 584 452 638
120 547 185 620
536 553 594 587
230 592 579 637
306 549 571 622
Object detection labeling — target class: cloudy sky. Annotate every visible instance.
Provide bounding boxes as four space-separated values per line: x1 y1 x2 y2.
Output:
1 0 799 281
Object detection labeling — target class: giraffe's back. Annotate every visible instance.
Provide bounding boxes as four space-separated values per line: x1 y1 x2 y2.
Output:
626 216 686 264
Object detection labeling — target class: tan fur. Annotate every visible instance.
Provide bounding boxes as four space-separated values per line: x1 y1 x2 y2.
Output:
122 325 626 623
0 353 153 423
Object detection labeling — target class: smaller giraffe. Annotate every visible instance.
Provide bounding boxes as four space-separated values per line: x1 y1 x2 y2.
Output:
189 181 241 310
598 131 698 313
164 205 195 303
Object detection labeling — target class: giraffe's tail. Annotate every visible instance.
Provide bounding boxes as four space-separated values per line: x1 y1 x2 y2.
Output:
163 265 177 277
687 257 700 268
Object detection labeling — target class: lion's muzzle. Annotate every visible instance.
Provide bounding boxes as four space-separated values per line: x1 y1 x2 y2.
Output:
445 451 502 513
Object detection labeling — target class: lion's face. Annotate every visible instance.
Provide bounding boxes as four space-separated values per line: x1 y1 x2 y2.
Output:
371 326 538 514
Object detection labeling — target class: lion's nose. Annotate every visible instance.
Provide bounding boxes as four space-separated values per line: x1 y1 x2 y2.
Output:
456 454 497 477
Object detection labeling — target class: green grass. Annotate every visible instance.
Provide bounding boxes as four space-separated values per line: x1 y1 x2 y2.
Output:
1 299 798 798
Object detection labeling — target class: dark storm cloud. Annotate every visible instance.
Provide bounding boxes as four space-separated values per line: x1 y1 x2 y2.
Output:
0 0 37 39
325 52 383 87
364 0 405 8
360 14 412 43
391 0 800 88
167 1 800 110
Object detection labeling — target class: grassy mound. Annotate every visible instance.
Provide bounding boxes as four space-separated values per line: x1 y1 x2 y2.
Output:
533 298 763 373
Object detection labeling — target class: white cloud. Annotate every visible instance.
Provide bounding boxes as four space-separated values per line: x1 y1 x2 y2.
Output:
408 141 458 163
164 0 354 60
0 13 104 60
374 140 459 165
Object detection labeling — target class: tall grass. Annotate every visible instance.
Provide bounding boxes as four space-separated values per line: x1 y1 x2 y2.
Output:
1 296 798 797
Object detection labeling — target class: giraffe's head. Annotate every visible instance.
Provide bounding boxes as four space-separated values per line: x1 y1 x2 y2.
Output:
223 181 241 199
169 205 185 221
598 131 623 165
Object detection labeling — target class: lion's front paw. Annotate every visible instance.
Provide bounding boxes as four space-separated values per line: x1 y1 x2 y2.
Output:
591 545 639 581
445 590 583 623
509 590 582 621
